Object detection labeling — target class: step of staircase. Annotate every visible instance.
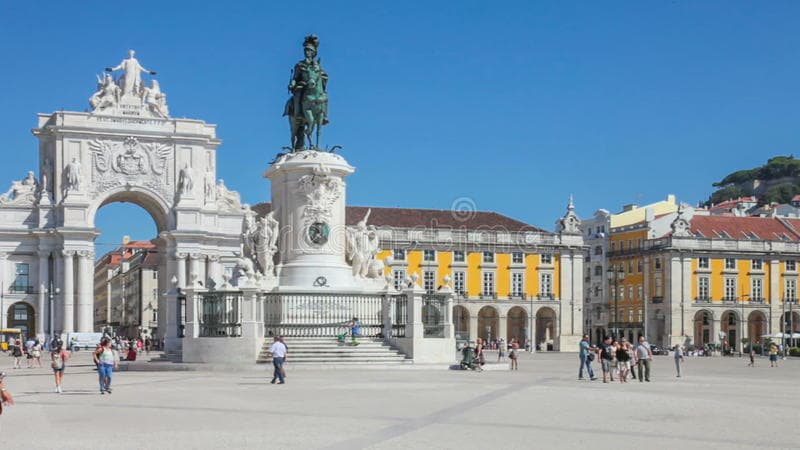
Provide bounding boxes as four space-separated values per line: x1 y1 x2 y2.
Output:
257 338 411 365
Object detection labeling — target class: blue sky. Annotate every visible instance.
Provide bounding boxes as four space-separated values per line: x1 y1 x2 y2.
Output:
1 1 799 253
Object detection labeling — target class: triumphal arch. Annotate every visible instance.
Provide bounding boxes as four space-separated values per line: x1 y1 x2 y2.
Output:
0 50 246 355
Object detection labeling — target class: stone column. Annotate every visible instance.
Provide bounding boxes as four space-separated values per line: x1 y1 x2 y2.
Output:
183 286 198 339
188 253 202 288
0 253 6 330
769 259 780 334
62 250 75 334
498 313 508 342
403 283 424 340
469 313 478 344
37 253 49 338
176 253 187 288
207 255 221 289
76 251 93 332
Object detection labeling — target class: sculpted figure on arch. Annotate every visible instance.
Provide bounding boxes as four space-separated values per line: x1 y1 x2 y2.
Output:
106 49 157 97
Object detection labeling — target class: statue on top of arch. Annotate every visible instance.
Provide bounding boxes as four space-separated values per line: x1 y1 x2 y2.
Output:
89 50 169 118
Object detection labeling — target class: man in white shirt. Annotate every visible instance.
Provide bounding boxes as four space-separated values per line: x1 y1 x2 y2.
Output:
267 336 288 384
636 336 653 382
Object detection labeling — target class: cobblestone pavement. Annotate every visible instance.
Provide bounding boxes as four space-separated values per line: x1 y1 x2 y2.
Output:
0 350 796 449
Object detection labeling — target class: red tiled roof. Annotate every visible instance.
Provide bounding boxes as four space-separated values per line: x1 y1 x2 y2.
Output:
792 194 800 202
687 216 799 241
709 197 757 211
251 202 548 233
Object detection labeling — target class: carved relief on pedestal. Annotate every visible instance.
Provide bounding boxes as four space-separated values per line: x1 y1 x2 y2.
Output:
89 136 172 199
293 164 342 249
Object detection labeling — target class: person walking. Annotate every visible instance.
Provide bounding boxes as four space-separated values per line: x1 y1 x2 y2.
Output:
769 342 779 367
31 341 43 368
674 344 685 377
475 338 486 367
578 334 597 381
267 336 287 384
94 338 117 394
627 340 637 380
498 338 506 362
599 336 614 383
748 347 755 367
636 336 653 382
11 344 23 369
50 341 69 393
616 339 631 383
509 339 519 370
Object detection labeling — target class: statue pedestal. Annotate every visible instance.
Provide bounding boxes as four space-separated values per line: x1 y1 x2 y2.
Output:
264 151 357 290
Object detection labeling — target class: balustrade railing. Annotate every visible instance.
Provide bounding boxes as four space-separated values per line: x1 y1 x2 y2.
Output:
197 292 242 337
262 292 385 338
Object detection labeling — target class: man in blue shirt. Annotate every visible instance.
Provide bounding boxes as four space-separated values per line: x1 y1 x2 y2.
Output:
578 334 597 380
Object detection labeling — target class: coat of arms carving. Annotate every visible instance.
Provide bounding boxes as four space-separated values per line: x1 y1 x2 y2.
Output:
89 136 172 197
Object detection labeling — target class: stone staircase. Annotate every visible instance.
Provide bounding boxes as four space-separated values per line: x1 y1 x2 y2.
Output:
257 338 412 365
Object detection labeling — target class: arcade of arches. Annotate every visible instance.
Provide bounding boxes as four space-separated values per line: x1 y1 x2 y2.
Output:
453 303 562 350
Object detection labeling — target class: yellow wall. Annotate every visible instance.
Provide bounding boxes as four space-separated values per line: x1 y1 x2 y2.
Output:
738 259 750 301
437 251 452 285
467 251 481 296
552 254 560 298
710 258 724 301
377 249 392 276
526 253 539 297
407 250 422 279
496 253 510 297
691 258 698 299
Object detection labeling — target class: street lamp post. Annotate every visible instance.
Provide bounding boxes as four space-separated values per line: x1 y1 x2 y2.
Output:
607 266 625 339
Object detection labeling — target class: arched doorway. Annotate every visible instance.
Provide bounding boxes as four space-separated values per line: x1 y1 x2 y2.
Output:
506 306 527 343
694 310 713 346
453 305 469 342
535 307 556 351
6 302 35 340
747 310 766 344
720 310 739 352
477 306 498 343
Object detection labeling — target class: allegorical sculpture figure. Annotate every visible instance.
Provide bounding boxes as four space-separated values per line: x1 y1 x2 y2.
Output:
141 79 169 117
0 171 38 205
346 209 381 278
178 164 193 196
283 34 329 150
106 49 157 97
89 73 122 111
64 158 82 193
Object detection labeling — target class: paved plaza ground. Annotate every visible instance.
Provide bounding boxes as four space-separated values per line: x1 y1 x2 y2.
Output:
0 350 797 449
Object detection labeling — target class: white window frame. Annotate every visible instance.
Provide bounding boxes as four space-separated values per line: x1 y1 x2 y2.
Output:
512 252 524 264
724 277 737 300
453 250 465 262
725 258 736 270
511 272 524 297
698 276 710 300
453 271 466 295
698 257 709 269
751 259 763 271
751 278 763 301
541 253 553 265
423 270 436 294
482 271 495 296
787 260 797 272
540 273 552 297
785 278 797 301
393 249 406 261
393 269 406 291
483 252 494 264
423 250 436 262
